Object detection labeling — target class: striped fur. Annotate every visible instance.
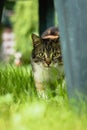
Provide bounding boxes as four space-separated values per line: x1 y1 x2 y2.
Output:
31 27 64 98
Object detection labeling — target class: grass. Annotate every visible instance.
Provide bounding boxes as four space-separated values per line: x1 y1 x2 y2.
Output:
0 64 87 130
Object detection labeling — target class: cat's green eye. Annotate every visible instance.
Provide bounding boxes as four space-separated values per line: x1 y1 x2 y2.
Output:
53 52 60 57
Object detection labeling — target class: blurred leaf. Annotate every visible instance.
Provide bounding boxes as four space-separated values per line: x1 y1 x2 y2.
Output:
11 0 38 64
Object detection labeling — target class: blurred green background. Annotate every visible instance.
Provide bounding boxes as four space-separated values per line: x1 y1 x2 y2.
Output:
0 0 58 64
11 0 38 64
0 0 38 64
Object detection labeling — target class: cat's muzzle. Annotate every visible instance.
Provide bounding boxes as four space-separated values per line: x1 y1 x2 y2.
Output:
45 58 51 67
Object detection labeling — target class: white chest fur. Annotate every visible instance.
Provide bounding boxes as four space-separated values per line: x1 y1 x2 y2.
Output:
32 62 64 83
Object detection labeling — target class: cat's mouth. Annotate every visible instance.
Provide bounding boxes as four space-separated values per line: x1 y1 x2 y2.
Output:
43 62 53 68
42 62 58 68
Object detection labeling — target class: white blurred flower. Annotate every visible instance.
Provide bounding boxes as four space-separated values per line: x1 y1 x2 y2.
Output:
14 52 22 59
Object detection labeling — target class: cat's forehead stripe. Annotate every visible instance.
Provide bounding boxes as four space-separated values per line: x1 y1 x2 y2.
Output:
42 35 59 39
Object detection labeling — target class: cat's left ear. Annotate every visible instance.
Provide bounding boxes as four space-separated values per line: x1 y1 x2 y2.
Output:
31 33 41 46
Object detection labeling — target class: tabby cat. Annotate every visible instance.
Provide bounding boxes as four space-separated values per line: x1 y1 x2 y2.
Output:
31 27 64 98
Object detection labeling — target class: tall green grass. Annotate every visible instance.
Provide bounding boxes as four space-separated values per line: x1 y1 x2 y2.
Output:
0 64 36 101
0 64 87 130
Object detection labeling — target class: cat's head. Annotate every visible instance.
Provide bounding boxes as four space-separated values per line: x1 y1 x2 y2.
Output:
31 34 62 67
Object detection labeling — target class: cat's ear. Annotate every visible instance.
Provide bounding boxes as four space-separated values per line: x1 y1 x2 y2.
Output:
31 33 41 46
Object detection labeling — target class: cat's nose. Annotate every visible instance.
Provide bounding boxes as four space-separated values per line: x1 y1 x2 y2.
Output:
45 58 51 66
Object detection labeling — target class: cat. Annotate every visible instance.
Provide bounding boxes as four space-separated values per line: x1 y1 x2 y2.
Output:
31 27 64 98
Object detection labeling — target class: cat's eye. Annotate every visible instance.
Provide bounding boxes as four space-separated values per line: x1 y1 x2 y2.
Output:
53 52 60 57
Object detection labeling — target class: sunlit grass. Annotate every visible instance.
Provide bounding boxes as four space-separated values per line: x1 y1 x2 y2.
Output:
0 64 87 130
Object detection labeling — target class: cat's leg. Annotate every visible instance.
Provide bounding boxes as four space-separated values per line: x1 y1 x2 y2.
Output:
35 81 48 99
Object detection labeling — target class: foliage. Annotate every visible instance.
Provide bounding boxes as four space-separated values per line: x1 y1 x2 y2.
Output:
0 64 87 130
0 63 66 101
0 64 36 100
11 0 38 64
5 1 15 10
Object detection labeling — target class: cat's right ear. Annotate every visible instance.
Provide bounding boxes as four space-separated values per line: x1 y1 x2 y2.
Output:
31 33 41 46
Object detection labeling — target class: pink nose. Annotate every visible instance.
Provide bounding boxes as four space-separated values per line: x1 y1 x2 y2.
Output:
45 58 51 66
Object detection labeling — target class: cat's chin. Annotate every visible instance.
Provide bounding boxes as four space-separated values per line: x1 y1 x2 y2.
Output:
43 64 50 68
44 65 51 68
